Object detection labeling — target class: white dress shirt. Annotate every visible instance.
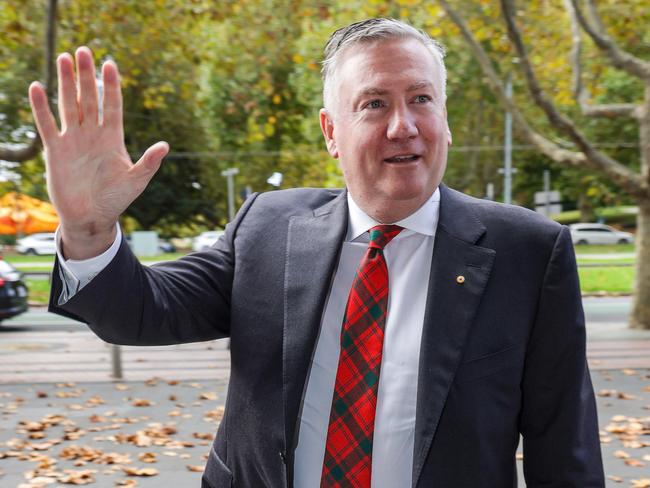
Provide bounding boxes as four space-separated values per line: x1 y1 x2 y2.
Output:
294 190 439 487
55 224 123 304
56 189 440 487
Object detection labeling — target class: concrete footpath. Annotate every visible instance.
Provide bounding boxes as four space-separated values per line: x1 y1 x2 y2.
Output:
0 308 649 487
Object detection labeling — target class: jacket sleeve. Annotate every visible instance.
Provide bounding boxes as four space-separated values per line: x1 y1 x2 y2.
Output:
519 226 605 487
48 193 259 346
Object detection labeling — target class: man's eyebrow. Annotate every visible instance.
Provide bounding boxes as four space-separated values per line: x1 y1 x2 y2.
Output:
359 87 389 96
357 81 434 96
407 81 434 92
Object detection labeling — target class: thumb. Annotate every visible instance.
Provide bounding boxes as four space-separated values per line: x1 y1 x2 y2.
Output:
130 141 169 180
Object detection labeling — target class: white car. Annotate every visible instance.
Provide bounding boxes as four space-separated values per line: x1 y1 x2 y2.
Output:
192 231 224 252
569 223 634 245
15 232 57 255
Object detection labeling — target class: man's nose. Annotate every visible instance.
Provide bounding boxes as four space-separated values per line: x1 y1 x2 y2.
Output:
386 106 418 140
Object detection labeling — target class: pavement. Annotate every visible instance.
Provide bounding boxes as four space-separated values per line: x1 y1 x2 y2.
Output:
0 305 648 487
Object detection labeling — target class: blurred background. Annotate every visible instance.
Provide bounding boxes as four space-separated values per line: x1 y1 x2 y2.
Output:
0 2 649 487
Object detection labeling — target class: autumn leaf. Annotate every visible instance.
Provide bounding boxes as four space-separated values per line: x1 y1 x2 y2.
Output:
131 399 153 407
625 459 646 468
138 452 157 464
122 466 159 477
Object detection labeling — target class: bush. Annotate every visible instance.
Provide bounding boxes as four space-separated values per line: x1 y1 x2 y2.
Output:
551 206 637 227
0 235 16 246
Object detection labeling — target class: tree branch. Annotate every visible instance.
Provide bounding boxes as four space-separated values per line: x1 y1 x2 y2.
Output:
581 103 639 118
564 0 638 118
569 0 650 80
437 0 644 198
0 142 40 163
498 0 643 196
0 0 57 163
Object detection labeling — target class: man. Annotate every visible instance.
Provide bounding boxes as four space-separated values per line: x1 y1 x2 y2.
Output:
29 18 604 488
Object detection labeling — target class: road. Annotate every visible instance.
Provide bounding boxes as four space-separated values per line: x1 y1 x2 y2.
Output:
0 297 648 384
0 295 637 332
0 308 231 383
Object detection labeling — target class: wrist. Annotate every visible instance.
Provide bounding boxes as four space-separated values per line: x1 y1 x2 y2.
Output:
60 222 118 260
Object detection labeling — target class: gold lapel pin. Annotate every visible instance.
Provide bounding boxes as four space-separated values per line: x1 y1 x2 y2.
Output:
456 275 465 284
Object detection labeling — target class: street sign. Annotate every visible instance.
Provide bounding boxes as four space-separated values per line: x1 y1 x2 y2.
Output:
534 190 562 216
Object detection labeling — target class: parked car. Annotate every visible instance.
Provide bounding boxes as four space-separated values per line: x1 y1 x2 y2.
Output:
158 239 177 253
569 223 634 245
15 232 57 255
0 259 28 322
192 231 224 252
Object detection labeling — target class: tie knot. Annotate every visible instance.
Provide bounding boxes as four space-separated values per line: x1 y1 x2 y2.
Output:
368 225 402 250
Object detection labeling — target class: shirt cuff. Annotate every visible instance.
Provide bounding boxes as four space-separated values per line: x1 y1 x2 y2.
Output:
55 224 122 304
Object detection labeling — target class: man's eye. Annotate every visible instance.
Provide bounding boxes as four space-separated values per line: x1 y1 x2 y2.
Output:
366 100 384 109
414 95 431 103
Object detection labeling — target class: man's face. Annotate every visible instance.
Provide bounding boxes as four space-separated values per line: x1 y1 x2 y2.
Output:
320 38 451 222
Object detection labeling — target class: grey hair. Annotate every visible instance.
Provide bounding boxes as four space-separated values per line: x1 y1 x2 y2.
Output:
322 18 447 112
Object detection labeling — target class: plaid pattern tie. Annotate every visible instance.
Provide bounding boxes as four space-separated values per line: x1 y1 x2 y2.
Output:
320 224 403 488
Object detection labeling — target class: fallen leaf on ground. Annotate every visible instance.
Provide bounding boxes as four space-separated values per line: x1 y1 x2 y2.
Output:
122 467 158 477
138 452 157 463
131 399 153 407
199 392 218 401
625 458 646 467
618 392 637 400
116 480 138 487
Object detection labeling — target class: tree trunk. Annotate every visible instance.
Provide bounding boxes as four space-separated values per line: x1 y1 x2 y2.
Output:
577 195 595 222
630 199 650 329
631 83 650 330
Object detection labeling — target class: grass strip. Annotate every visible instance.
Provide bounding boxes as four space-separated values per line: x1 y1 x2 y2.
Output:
24 266 635 307
25 278 52 304
573 244 635 254
578 267 634 294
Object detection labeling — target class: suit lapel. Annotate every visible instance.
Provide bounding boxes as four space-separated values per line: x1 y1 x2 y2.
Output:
283 191 348 460
412 186 496 487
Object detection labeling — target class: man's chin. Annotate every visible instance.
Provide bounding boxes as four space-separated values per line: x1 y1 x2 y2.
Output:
380 183 437 204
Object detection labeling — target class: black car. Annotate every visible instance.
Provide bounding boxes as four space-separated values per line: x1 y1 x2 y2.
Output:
0 259 28 322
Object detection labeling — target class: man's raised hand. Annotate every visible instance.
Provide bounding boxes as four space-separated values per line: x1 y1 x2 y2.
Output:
28 47 168 259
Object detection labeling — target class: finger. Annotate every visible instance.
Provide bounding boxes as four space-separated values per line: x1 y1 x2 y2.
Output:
130 141 169 182
28 82 59 145
57 53 79 131
75 46 99 126
102 60 123 129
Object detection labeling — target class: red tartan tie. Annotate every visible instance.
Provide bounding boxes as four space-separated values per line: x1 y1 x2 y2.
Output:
321 224 403 488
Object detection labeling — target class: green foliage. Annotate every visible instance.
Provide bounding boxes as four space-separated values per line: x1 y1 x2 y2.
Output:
552 206 638 226
0 0 43 146
1 0 648 233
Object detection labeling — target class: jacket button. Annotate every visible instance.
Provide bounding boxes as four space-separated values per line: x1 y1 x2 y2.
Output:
279 451 286 463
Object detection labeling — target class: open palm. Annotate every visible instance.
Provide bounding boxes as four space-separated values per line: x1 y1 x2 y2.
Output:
29 47 168 257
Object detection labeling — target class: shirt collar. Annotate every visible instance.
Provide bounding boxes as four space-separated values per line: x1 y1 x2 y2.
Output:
346 188 440 242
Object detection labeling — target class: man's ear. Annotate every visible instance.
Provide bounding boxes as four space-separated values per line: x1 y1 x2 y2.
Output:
319 108 338 158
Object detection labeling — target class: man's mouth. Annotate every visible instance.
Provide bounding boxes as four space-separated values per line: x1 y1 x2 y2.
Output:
384 154 420 163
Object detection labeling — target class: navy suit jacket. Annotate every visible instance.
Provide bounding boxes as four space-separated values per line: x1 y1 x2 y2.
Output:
50 185 604 487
